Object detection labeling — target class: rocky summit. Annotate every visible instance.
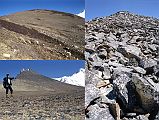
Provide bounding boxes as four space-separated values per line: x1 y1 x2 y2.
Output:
85 11 159 120
0 9 84 60
0 70 84 120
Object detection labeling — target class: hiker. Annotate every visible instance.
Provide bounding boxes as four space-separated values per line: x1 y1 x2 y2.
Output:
3 74 14 97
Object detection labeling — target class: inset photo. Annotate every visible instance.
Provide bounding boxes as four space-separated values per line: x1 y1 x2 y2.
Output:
0 60 85 119
0 0 85 60
85 0 159 120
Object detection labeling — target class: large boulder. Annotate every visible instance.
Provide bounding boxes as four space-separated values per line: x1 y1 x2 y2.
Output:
86 104 115 120
132 74 159 112
132 66 146 74
139 58 157 69
113 73 138 111
85 84 100 108
117 45 142 60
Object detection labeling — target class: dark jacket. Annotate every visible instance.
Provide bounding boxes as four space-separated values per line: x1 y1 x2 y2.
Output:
3 77 14 88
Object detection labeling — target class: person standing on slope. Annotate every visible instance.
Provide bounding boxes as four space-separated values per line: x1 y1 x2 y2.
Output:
3 74 15 98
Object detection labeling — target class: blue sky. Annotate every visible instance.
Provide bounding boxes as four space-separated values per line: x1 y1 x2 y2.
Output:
0 0 84 16
0 60 85 81
86 0 159 20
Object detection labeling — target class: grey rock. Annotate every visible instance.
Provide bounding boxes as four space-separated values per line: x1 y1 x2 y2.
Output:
114 51 126 59
136 115 149 120
96 80 110 88
85 44 96 54
98 49 108 59
100 87 116 104
128 57 139 67
122 113 149 120
154 110 159 120
113 67 133 75
152 75 159 83
132 66 146 74
117 45 142 59
125 113 137 117
113 73 137 110
132 74 159 112
92 62 104 70
85 84 100 108
140 58 157 69
95 32 106 40
130 36 140 43
102 66 111 80
86 36 98 42
109 32 117 40
148 44 157 51
153 40 159 45
88 53 102 63
107 40 123 50
154 65 159 77
86 104 115 120
92 69 103 79
108 61 124 67
85 69 101 85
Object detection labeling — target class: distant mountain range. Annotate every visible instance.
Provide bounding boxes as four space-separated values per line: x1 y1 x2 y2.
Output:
54 68 85 86
0 69 84 93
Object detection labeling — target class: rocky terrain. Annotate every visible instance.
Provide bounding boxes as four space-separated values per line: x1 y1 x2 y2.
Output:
0 9 85 60
0 70 84 120
85 11 159 120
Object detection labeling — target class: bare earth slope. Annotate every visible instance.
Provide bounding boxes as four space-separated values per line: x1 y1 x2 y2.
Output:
0 71 84 120
0 9 85 60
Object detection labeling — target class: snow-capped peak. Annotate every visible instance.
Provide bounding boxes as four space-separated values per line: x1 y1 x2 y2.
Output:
54 68 85 86
76 10 85 18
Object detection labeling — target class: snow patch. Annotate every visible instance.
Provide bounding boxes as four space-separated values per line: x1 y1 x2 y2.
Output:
54 68 85 86
76 10 85 18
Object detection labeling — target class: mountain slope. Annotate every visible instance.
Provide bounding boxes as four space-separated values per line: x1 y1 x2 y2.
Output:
0 9 85 60
85 11 159 120
0 70 84 119
11 70 84 93
54 68 85 86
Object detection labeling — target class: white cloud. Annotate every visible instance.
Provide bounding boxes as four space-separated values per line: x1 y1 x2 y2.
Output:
53 68 85 87
76 10 85 18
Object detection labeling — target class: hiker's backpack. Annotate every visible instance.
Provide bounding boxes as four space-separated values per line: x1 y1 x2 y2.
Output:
3 78 7 88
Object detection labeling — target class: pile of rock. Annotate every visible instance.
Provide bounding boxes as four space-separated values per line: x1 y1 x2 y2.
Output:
85 11 159 120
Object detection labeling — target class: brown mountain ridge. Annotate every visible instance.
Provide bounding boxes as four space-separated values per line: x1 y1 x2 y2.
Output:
13 70 84 92
0 9 85 60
